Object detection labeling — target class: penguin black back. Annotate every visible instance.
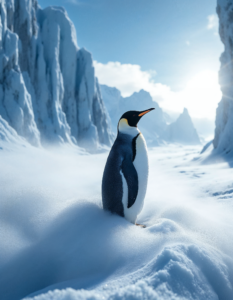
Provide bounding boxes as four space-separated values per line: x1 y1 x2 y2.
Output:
102 108 155 224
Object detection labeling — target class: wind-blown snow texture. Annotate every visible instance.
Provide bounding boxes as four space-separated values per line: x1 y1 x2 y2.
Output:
0 0 112 149
101 85 200 146
214 0 233 153
0 144 233 300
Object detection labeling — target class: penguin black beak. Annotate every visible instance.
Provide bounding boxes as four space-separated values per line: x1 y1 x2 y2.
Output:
138 108 155 117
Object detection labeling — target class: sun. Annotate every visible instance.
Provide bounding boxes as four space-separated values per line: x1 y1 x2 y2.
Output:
161 70 222 120
182 70 222 119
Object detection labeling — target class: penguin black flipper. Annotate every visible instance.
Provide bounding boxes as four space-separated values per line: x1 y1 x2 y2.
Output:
121 156 138 208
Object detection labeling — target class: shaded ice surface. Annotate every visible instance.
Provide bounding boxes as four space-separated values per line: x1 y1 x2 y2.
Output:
0 0 112 150
0 115 26 145
0 141 233 300
100 85 201 146
164 108 201 145
214 0 233 154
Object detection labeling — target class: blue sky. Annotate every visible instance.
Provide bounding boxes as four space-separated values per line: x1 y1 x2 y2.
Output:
38 0 223 120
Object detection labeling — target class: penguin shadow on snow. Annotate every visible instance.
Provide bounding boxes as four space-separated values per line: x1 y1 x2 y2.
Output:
0 201 148 300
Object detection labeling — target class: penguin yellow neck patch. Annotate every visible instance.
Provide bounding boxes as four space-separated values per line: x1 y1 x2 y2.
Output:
119 118 129 128
118 118 140 136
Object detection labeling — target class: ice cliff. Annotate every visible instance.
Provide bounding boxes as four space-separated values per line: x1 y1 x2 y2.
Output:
214 0 233 153
164 108 200 145
0 115 24 145
0 0 112 149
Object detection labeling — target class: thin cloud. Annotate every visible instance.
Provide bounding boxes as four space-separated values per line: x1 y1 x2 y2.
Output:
94 61 221 120
66 0 81 5
93 61 170 100
207 14 218 30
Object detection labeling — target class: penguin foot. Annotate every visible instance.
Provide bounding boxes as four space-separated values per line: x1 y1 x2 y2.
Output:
136 223 146 228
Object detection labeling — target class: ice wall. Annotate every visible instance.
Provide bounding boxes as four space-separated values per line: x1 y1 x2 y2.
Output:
0 0 112 149
214 0 233 153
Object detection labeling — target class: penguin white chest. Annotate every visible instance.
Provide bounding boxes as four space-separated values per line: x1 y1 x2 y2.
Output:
121 133 149 223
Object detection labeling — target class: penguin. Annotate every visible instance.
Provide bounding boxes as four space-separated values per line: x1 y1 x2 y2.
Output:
102 108 155 227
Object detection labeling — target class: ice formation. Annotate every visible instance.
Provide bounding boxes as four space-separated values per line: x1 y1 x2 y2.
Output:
214 0 233 153
164 108 201 145
0 115 24 144
0 0 112 149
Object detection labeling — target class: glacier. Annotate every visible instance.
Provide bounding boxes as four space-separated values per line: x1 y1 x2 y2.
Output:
0 0 112 149
213 0 233 154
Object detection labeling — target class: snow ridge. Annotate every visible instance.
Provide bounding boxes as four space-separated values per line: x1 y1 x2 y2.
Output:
0 0 112 149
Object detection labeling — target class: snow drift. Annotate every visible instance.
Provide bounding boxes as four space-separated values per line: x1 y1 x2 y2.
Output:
0 145 232 300
0 0 112 149
214 0 233 154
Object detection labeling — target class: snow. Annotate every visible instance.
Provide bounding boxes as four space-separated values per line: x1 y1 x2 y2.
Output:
0 143 233 300
0 0 112 149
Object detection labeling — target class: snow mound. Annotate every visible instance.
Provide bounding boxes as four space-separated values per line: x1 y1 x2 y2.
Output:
0 146 233 300
26 243 233 300
164 108 200 145
0 0 112 150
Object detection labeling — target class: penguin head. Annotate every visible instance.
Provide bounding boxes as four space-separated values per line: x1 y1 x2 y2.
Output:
118 108 155 135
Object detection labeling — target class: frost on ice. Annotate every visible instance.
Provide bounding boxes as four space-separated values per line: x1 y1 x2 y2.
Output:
0 0 112 149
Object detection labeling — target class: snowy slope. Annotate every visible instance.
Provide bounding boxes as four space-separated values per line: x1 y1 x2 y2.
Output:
165 108 201 145
0 0 112 149
100 85 167 145
213 0 233 154
0 144 233 300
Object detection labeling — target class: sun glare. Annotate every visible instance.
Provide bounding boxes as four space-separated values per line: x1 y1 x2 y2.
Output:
161 70 222 120
183 70 222 119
